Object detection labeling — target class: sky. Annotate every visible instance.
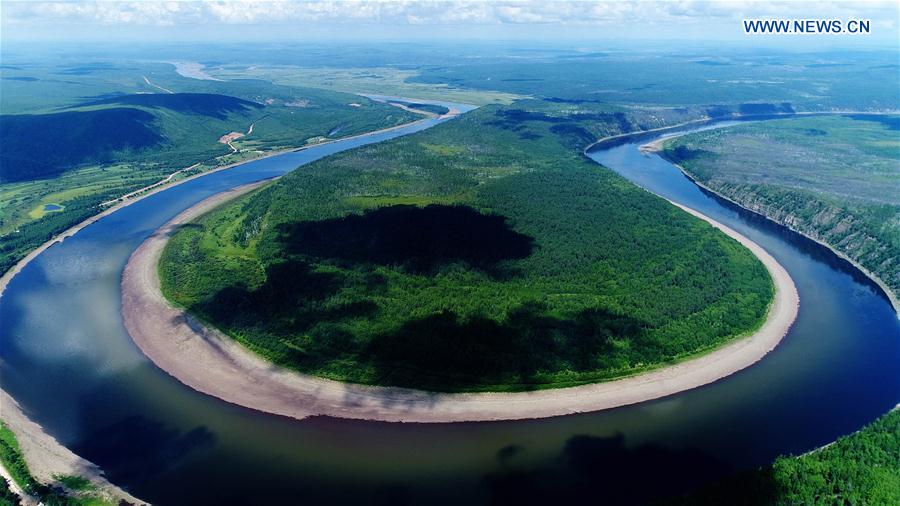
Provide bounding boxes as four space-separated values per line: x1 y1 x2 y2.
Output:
1 1 899 46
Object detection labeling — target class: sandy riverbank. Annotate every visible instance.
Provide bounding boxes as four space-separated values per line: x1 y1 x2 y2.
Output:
121 178 799 423
0 106 455 504
0 390 146 505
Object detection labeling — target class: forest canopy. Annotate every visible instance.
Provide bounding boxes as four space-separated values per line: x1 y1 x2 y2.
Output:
159 101 774 392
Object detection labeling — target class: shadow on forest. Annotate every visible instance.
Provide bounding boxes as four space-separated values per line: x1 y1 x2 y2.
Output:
195 204 653 390
0 108 164 182
661 145 714 164
485 108 632 147
198 258 377 336
198 272 649 389
845 113 900 130
76 92 263 119
362 303 648 391
275 204 535 275
482 433 780 506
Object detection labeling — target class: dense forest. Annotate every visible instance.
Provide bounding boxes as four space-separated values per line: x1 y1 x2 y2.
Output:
0 108 164 182
664 115 900 301
159 100 773 392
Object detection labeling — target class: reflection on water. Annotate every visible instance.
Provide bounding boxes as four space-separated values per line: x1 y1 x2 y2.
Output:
1 114 898 505
483 432 734 505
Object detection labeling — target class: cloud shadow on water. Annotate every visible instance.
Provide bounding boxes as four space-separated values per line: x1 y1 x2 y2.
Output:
482 433 778 505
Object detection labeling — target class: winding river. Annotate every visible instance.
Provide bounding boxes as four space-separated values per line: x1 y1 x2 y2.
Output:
1 108 898 505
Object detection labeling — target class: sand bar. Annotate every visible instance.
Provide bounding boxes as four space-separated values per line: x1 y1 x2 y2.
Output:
121 178 799 423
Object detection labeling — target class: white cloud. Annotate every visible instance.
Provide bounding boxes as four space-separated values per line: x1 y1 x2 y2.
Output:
1 1 897 40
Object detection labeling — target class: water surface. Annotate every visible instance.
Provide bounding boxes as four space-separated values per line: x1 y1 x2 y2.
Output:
1 113 897 505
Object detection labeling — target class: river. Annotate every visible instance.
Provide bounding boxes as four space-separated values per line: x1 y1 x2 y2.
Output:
1 110 897 505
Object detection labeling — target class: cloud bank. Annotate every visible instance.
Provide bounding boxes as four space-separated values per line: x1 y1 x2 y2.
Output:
2 1 897 42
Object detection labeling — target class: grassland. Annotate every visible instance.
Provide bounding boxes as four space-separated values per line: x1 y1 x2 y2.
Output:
408 50 900 111
0 58 421 276
199 65 523 106
158 100 773 392
177 48 900 112
663 115 900 303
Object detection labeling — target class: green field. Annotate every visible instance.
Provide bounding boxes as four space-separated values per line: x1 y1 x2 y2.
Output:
664 115 900 298
204 64 523 106
177 48 900 112
407 51 900 111
0 58 421 275
159 101 773 392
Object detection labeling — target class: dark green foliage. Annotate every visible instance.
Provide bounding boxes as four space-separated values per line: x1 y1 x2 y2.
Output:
706 105 733 118
54 476 91 492
548 124 596 150
0 109 162 182
76 92 263 119
392 101 450 116
0 423 115 506
0 478 21 506
664 145 713 166
0 423 39 495
488 108 631 132
160 101 773 391
665 115 900 296
848 113 900 130
662 409 900 505
275 204 534 274
362 305 644 390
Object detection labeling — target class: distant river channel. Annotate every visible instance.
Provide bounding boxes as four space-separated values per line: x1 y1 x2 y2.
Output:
1 108 897 505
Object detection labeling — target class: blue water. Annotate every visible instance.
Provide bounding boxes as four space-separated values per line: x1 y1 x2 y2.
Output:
0 113 897 505
42 204 64 212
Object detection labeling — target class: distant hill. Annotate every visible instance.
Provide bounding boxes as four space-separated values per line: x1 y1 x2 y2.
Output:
0 108 163 182
0 78 420 278
76 92 263 119
0 93 269 183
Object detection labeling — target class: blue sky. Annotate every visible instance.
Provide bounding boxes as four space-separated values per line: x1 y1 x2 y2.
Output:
2 1 898 46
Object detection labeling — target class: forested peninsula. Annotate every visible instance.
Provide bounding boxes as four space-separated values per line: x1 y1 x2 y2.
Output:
158 101 775 392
